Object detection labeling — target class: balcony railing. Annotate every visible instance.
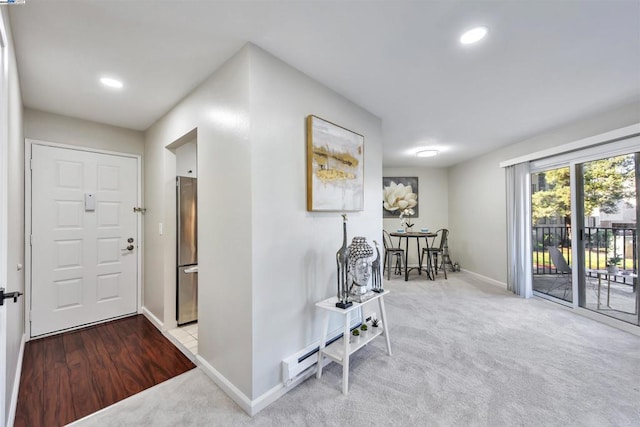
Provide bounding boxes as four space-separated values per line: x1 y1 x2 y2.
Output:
533 226 637 274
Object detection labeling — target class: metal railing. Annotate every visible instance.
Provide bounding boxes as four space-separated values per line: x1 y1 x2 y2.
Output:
533 226 638 274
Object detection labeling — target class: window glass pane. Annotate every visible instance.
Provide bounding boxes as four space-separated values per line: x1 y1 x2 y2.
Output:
581 153 637 324
531 166 573 303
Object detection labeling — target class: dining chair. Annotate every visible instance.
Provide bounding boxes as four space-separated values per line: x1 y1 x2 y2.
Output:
421 229 449 279
382 230 404 280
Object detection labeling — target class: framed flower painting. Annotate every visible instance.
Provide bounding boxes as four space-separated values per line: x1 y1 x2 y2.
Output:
382 177 418 218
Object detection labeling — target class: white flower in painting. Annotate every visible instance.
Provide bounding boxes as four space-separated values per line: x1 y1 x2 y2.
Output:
383 181 418 212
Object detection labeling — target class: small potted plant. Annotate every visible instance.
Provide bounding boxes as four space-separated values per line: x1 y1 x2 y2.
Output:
351 328 360 343
371 318 379 328
607 255 622 274
360 323 368 333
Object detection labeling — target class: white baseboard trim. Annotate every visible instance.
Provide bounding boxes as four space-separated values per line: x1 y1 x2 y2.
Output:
196 355 322 417
462 269 508 289
7 333 26 427
196 355 253 415
141 306 164 331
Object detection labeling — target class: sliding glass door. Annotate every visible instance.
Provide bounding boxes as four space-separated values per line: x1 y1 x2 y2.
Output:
530 141 639 326
531 166 573 303
579 153 638 324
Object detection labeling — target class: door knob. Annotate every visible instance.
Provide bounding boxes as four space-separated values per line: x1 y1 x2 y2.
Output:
122 245 134 251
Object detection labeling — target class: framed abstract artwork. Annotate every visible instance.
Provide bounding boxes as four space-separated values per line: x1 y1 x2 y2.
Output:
306 115 364 211
382 176 418 218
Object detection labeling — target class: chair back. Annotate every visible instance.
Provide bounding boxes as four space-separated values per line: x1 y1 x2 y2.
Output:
436 229 449 250
382 230 393 250
548 246 571 274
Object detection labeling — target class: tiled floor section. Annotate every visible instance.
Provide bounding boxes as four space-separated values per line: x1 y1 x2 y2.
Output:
168 323 198 355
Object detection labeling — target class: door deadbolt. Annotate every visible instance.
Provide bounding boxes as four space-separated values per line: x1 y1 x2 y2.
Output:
128 237 134 243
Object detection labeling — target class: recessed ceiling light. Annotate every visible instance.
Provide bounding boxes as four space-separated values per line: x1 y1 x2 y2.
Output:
416 150 439 158
100 77 123 89
460 26 488 45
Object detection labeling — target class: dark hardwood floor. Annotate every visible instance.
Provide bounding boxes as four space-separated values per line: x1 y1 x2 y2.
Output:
14 314 195 427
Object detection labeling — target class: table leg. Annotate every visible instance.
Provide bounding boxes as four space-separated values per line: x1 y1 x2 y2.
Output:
342 311 351 394
597 274 601 309
607 275 611 307
416 238 422 276
316 310 330 379
378 296 392 356
403 237 409 281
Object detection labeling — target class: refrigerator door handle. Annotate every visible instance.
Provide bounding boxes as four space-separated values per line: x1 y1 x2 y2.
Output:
184 266 198 274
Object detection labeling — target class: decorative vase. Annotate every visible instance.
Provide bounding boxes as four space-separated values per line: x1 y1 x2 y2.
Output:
607 265 619 274
335 214 352 309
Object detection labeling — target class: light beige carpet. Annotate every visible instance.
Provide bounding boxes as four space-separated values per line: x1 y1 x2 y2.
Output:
70 271 640 426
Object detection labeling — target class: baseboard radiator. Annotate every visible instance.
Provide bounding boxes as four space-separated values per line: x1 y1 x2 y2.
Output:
282 314 371 386
281 335 336 386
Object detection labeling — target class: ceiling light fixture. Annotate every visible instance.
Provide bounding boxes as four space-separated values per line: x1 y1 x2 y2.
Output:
416 150 439 158
460 26 488 45
100 77 123 89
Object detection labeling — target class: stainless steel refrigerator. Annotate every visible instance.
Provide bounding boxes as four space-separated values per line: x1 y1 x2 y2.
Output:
177 176 198 325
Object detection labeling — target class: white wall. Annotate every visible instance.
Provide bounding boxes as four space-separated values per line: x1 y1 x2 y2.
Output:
249 46 382 399
144 45 253 395
1 7 24 426
24 108 144 155
175 139 197 177
144 43 383 406
382 167 448 266
448 101 640 284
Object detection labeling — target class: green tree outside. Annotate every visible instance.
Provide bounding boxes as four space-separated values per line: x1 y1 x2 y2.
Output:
532 155 635 224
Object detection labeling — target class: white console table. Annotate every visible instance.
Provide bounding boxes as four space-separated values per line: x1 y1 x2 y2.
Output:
315 290 392 394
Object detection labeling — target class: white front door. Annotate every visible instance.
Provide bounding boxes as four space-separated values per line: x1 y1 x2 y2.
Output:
30 145 138 337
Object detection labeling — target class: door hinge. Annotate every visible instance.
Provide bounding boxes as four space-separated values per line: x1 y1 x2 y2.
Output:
133 207 146 214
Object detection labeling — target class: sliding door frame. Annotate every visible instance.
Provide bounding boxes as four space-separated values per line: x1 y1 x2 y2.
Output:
530 136 640 322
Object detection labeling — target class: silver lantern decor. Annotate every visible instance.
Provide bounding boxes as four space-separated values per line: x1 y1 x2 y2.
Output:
347 236 375 303
335 214 352 308
371 240 384 293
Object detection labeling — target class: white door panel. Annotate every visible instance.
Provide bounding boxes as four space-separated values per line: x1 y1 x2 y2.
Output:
31 145 138 337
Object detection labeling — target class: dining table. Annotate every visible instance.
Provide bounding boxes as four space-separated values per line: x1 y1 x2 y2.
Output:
390 231 437 281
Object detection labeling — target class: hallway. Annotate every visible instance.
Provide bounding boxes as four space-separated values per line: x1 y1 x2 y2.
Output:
14 315 195 427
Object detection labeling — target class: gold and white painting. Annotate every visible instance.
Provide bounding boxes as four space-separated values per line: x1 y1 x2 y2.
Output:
306 115 364 211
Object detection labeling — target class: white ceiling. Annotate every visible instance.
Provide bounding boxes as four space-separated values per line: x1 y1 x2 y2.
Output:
8 0 640 167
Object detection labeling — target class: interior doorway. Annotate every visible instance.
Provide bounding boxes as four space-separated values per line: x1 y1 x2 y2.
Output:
0 10 9 424
166 132 199 356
